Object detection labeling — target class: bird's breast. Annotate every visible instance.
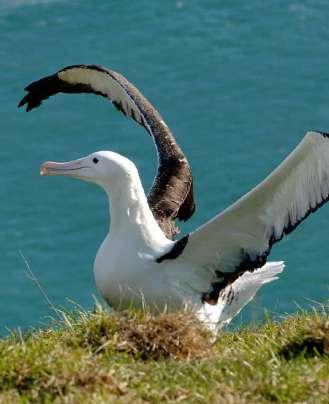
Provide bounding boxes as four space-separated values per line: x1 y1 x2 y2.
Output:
93 234 163 308
93 233 204 311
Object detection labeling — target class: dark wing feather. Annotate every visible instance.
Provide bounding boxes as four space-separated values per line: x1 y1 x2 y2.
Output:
19 64 195 238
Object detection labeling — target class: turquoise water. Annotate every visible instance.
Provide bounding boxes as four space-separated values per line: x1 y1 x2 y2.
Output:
1 0 329 333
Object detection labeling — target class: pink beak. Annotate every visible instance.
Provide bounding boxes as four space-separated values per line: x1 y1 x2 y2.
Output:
40 158 88 177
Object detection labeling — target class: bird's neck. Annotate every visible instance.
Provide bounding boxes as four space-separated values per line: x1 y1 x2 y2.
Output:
104 173 169 246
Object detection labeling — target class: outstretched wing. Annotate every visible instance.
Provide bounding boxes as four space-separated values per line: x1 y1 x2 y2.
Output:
19 64 195 239
163 131 329 303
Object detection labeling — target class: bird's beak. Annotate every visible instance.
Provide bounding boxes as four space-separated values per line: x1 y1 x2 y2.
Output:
40 158 88 177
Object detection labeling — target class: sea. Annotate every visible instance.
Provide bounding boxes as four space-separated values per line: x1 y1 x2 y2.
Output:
0 0 328 333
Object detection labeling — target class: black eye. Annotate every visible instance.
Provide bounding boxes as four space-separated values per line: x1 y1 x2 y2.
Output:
93 157 99 164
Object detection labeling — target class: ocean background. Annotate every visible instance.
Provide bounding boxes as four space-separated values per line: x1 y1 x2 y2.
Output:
0 0 328 333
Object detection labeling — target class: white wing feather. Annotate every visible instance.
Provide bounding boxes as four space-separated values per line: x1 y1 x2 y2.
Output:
181 131 329 276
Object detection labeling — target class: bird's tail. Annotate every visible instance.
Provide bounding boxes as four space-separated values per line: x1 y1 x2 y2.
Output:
197 261 284 332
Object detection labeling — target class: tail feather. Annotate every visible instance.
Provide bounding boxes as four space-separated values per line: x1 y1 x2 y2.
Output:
197 261 284 332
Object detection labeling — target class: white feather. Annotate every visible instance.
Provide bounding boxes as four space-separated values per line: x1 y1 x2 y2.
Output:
180 132 329 274
41 131 329 331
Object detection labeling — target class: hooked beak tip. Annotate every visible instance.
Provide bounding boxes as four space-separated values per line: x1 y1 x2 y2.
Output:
39 161 58 177
40 167 48 176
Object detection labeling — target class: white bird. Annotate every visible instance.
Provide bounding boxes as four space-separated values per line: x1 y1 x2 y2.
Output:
19 65 329 331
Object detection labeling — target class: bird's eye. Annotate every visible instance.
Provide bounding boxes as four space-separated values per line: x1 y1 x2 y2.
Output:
93 157 99 164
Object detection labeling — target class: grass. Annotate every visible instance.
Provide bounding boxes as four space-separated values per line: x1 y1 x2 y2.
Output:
0 306 328 403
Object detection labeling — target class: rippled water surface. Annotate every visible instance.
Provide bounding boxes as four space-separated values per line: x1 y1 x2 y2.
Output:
1 0 329 332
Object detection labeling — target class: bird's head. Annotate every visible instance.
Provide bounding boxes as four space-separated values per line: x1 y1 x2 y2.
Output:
40 151 138 189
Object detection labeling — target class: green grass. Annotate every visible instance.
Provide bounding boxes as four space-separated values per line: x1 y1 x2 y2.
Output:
0 306 328 403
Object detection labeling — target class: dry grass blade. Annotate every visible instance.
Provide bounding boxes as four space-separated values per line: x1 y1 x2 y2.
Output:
117 311 212 360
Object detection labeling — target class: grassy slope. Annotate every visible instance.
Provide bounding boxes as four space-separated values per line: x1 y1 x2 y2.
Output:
0 308 328 403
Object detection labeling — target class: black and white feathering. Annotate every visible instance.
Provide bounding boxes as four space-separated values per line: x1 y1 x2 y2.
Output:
19 64 195 239
19 65 329 330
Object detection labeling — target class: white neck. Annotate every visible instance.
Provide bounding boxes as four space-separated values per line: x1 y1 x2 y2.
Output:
103 170 169 247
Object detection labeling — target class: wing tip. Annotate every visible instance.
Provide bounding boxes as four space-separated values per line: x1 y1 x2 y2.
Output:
17 95 30 111
17 93 41 112
17 98 26 109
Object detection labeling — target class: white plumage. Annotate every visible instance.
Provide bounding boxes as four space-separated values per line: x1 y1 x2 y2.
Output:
181 132 329 275
19 64 329 331
39 132 328 331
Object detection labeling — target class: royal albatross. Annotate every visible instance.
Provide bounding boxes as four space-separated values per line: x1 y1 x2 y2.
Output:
19 64 329 330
